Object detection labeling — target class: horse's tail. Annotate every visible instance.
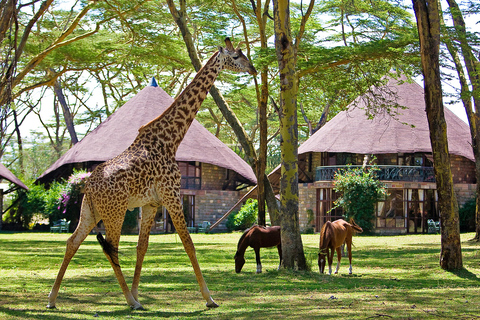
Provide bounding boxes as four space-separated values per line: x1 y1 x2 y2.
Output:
319 221 332 252
349 219 363 233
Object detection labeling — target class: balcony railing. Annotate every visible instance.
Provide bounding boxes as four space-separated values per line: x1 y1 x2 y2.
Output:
181 177 201 190
315 165 436 182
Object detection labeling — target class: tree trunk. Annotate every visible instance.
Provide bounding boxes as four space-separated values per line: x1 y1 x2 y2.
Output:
413 0 462 270
445 0 480 241
0 188 3 230
53 77 78 144
273 0 306 270
251 0 270 226
12 110 24 176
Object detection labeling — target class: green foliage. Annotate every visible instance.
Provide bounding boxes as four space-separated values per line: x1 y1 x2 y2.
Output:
333 163 387 233
226 199 258 231
459 197 476 232
4 170 91 231
122 208 139 234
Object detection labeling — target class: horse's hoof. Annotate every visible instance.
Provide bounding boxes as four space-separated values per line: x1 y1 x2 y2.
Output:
206 300 219 308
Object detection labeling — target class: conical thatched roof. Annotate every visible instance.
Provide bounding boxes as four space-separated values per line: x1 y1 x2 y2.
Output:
298 76 474 161
37 81 256 185
0 163 28 190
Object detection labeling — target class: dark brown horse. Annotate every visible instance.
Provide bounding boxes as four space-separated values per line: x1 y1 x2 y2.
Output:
318 219 363 275
234 225 282 273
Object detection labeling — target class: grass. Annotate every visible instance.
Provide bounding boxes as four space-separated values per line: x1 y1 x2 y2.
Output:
0 231 479 319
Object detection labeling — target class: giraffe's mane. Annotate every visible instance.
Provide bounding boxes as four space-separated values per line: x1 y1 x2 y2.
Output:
138 51 221 134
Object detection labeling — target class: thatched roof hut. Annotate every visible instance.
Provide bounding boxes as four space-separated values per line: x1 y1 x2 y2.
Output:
37 80 256 185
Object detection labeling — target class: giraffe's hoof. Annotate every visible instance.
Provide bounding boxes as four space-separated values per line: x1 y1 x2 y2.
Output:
130 303 145 310
46 304 56 309
206 301 219 308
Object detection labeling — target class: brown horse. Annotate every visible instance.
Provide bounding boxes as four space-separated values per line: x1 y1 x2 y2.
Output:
318 219 363 275
234 225 282 273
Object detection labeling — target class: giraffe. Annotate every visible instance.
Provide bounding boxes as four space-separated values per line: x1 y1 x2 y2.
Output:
46 38 257 310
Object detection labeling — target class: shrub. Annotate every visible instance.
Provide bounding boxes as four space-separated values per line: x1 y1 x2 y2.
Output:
226 199 258 231
122 208 139 234
459 197 476 232
333 163 386 233
55 170 91 228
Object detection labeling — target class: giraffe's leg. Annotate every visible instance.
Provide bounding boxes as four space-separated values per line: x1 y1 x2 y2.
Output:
100 219 143 310
131 205 156 302
47 199 98 308
165 193 218 308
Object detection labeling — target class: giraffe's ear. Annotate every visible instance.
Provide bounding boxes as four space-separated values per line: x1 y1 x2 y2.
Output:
218 46 224 53
224 37 235 51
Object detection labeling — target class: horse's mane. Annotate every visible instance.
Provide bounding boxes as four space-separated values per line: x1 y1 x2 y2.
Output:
237 225 256 250
348 219 363 233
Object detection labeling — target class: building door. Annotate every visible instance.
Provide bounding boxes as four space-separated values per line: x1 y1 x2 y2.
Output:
316 188 344 232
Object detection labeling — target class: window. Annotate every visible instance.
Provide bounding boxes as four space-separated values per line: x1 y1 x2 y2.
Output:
178 161 201 189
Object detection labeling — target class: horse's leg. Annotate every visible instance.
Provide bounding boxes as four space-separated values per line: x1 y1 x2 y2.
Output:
254 247 262 273
276 244 282 270
334 247 342 274
131 205 156 302
327 248 334 275
47 198 98 309
347 239 353 274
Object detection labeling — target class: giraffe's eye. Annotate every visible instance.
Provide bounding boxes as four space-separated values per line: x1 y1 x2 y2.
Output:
232 55 239 60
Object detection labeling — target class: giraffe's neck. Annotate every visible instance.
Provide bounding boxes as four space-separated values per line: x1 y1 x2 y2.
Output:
139 52 222 149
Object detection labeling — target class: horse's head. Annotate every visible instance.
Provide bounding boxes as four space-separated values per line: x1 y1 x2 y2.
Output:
318 248 327 274
234 252 245 273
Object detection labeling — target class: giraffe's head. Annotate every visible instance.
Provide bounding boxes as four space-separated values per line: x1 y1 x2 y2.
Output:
218 38 257 76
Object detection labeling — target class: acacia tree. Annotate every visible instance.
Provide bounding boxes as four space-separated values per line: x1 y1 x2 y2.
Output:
412 0 462 270
442 0 480 241
273 0 308 270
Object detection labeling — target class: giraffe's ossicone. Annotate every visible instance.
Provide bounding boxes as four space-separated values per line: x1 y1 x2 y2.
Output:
47 38 256 310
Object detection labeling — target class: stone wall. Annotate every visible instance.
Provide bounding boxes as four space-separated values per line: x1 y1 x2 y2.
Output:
451 155 476 184
193 189 249 232
201 163 226 190
298 183 317 231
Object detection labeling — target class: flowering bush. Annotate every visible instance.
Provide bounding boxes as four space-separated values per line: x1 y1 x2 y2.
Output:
58 170 91 215
333 163 386 233
48 170 91 227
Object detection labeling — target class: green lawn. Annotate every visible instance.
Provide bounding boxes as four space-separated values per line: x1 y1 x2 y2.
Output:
0 231 479 319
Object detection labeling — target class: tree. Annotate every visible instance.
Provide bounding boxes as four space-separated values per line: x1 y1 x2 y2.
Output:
412 0 462 270
441 0 480 242
273 0 307 270
166 0 281 226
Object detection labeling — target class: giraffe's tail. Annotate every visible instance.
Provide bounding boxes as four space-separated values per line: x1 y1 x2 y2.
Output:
97 233 120 267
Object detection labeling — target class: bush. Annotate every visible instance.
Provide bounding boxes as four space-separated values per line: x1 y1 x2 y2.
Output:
226 199 258 231
459 197 476 232
122 208 139 234
333 163 387 233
